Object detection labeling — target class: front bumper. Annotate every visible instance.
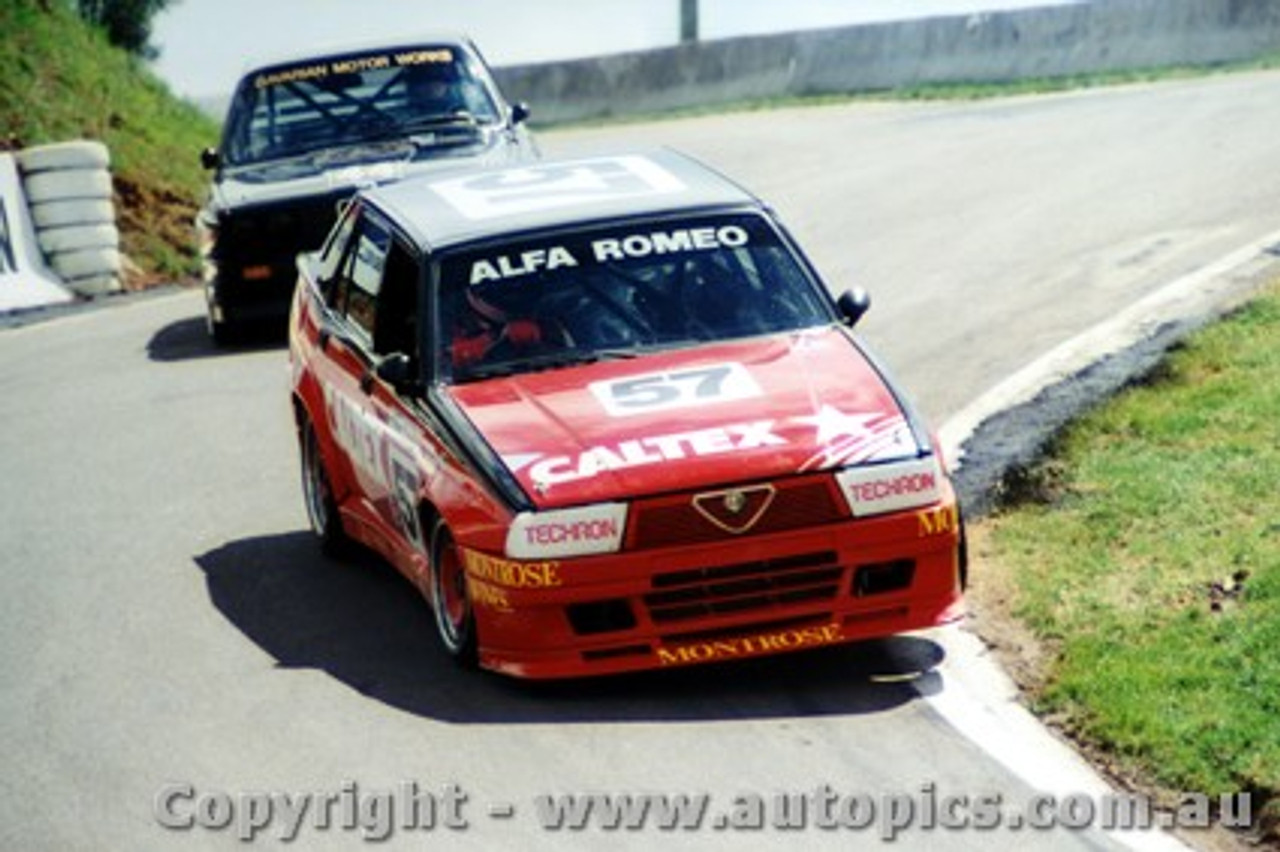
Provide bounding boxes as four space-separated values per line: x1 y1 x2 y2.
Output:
204 255 300 328
465 498 966 679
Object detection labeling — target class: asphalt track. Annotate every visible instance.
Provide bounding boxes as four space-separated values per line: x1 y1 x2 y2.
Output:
3 70 1280 851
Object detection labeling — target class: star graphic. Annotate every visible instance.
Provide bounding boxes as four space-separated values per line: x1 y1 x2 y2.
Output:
792 405 883 446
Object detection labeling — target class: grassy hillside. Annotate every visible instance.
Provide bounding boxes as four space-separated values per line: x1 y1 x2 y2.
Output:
0 0 219 287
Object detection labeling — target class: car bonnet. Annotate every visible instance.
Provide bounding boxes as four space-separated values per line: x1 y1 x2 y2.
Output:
211 131 525 209
445 327 929 510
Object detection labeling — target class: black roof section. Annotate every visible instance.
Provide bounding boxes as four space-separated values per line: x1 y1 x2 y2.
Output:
362 149 767 250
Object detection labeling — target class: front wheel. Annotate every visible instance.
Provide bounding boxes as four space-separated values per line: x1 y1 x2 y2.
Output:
207 311 239 347
429 520 477 667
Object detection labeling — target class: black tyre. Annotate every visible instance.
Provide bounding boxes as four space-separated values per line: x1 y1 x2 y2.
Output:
300 418 349 555
429 520 477 667
207 312 239 347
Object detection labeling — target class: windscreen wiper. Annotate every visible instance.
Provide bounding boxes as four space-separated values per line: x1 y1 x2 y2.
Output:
404 111 483 133
453 348 639 383
310 138 415 167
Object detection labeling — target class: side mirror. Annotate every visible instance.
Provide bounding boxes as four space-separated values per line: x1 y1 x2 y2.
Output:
375 352 418 393
837 288 871 327
200 147 220 170
510 102 531 126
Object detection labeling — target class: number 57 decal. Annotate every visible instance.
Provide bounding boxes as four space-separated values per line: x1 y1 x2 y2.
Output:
589 363 762 417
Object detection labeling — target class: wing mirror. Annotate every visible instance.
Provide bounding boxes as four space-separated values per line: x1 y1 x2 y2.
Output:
200 147 220 170
374 352 419 394
510 102 531 126
837 288 871 327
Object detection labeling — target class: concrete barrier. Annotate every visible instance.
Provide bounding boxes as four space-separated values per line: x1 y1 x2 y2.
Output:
494 0 1280 124
0 154 73 313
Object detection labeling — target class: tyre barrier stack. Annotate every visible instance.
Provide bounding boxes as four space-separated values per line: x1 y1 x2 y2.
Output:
15 141 122 297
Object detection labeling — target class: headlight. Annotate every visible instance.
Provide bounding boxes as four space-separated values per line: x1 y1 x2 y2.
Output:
505 503 628 559
835 455 945 518
196 215 219 256
196 217 220 283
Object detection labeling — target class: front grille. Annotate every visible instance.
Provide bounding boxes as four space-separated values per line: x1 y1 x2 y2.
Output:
629 477 844 549
644 551 841 624
220 194 345 263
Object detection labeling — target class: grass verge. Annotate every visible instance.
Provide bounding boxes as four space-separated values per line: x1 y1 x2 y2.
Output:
969 278 1280 846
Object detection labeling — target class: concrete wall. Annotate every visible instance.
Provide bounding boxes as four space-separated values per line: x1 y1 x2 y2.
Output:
0 154 73 312
494 0 1280 125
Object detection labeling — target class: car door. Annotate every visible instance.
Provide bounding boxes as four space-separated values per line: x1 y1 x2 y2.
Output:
314 205 395 541
363 238 436 557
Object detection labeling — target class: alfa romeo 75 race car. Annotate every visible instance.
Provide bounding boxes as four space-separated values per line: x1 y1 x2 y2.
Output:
198 35 536 343
288 149 967 679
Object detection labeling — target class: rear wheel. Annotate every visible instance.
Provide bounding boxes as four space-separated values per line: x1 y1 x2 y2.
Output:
300 418 348 555
429 520 477 666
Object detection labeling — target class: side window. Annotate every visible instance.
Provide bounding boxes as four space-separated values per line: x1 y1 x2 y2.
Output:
317 200 360 308
341 215 391 346
373 242 421 359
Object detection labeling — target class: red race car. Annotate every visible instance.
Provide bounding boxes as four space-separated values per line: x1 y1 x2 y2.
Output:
288 149 966 679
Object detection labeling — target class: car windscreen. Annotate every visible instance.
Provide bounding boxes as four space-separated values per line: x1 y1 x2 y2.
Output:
437 213 836 381
221 46 502 167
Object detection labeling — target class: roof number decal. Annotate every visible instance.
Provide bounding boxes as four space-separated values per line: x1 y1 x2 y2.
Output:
429 156 685 221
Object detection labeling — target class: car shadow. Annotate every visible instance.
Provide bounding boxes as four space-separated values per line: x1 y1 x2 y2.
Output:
195 531 946 724
147 315 286 362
